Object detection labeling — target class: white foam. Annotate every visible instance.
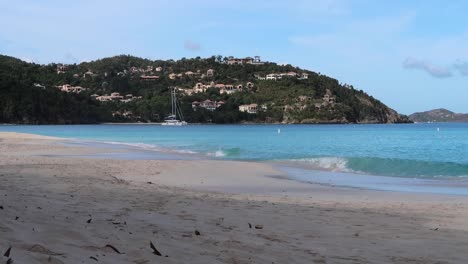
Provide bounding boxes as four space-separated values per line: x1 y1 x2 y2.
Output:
101 141 161 150
286 157 352 172
173 149 198 154
207 149 227 157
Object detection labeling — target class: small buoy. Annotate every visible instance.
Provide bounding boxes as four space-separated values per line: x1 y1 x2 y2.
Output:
277 128 281 134
437 127 440 132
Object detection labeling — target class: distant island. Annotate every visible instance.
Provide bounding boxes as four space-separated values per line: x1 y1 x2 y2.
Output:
409 109 468 123
0 54 411 124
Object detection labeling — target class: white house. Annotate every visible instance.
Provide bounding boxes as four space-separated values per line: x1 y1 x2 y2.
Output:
239 104 258 114
192 100 224 111
207 69 214 77
266 73 281 80
57 84 88 93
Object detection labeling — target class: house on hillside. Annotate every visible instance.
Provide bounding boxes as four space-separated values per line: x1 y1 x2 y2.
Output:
83 70 96 78
193 83 207 93
110 92 123 100
57 84 88 93
140 75 159 81
192 100 224 111
266 73 282 80
220 84 239 94
322 90 335 104
94 92 141 103
314 89 336 109
214 84 225 89
56 64 68 74
206 69 214 77
255 74 266 80
297 95 311 102
239 104 258 114
227 56 255 65
200 99 217 111
250 56 264 65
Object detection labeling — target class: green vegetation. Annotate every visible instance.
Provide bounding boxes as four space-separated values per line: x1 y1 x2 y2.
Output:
0 54 411 124
409 109 468 123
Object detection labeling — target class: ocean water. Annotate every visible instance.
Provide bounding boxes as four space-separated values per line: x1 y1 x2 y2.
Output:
1 123 468 181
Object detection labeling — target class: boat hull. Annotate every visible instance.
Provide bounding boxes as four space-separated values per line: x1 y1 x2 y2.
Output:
162 121 187 126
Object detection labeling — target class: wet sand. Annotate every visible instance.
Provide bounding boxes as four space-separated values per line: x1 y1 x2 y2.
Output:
1 132 468 263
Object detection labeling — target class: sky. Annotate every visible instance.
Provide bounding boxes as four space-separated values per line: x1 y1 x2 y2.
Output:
1 0 467 114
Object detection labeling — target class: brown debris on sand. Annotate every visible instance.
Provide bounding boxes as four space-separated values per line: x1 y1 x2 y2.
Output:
149 241 162 256
27 244 64 256
104 244 123 254
3 246 11 257
2 134 468 264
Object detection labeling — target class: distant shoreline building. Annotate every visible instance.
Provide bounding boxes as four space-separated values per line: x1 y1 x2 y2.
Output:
227 56 264 65
192 100 225 111
140 75 160 81
259 72 309 81
239 104 258 114
56 84 88 93
206 69 214 77
94 92 142 102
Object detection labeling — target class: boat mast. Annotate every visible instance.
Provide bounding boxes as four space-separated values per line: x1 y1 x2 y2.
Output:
171 88 176 117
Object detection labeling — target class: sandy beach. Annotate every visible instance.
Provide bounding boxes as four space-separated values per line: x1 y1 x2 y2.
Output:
1 132 468 263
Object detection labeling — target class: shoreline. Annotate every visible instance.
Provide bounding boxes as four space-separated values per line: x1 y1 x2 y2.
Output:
2 131 468 200
3 131 468 196
2 121 418 125
2 132 468 263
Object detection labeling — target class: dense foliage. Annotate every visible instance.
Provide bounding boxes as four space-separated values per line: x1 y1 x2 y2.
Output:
0 56 109 124
0 54 411 124
409 109 468 123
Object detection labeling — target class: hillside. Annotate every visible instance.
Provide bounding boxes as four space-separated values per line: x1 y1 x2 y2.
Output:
409 109 468 123
0 54 411 124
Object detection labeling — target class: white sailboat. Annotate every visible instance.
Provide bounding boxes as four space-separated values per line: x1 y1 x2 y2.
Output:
162 88 187 126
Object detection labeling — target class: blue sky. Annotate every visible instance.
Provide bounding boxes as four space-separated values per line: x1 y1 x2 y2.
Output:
1 0 467 114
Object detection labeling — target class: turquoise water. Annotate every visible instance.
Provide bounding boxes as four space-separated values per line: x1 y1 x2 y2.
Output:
1 123 468 179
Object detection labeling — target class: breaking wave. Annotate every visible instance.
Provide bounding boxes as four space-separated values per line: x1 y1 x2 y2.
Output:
284 157 468 178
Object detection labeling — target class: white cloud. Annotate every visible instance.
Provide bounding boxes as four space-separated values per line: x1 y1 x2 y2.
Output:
453 60 468 76
402 57 452 78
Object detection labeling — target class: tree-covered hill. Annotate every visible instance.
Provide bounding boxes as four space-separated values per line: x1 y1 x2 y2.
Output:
0 54 411 124
409 109 468 123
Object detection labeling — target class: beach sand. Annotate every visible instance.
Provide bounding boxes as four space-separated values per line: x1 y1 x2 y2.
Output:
1 132 468 263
